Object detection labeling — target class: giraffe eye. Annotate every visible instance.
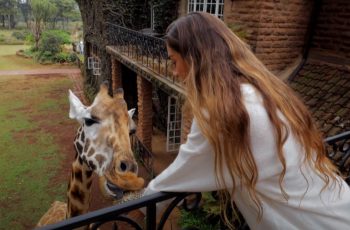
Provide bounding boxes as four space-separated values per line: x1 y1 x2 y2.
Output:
84 118 99 126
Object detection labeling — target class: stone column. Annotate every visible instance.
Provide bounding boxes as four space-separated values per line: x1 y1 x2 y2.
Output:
111 58 122 91
136 75 153 150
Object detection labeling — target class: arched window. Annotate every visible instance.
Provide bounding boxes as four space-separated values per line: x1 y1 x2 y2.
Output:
188 0 224 19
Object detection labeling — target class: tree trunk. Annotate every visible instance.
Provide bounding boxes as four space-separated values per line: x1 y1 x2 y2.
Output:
34 20 41 50
8 15 11 29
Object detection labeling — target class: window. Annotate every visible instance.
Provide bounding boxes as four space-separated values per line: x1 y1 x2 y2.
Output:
92 57 101 76
166 96 182 152
87 57 94 69
188 0 224 19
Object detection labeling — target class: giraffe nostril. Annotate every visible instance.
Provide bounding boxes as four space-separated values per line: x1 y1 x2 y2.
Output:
120 161 128 172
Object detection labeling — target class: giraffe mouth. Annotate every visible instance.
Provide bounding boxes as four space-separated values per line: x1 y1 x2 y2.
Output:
106 180 125 200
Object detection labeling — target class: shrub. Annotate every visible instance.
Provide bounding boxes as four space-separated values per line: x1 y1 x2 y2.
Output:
11 31 30 40
53 52 69 63
67 53 77 62
36 51 54 63
37 30 72 62
42 30 71 45
179 192 244 230
38 30 72 54
25 34 35 46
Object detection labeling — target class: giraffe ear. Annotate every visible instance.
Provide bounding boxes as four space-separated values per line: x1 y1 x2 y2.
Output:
128 108 137 133
68 90 87 122
128 108 136 118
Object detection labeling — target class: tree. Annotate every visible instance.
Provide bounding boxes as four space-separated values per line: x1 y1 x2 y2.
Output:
18 0 31 29
0 0 18 29
49 0 79 29
30 0 57 50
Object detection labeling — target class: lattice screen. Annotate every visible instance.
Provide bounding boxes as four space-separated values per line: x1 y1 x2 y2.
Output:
166 96 182 152
87 57 94 69
92 57 101 76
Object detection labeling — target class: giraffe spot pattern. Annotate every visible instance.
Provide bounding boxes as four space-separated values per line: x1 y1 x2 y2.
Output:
80 131 85 142
88 160 96 171
75 142 83 154
70 204 83 217
83 139 90 153
82 155 87 164
74 168 83 183
85 170 93 178
70 184 85 204
87 147 94 157
78 153 83 165
95 154 106 169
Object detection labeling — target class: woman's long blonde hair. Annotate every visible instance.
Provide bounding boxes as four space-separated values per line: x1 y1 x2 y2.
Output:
165 12 340 228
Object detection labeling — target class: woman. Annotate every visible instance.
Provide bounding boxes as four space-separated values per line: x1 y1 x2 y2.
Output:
143 12 350 229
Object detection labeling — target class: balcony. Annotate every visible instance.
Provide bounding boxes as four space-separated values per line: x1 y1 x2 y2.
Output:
36 131 350 230
106 23 185 96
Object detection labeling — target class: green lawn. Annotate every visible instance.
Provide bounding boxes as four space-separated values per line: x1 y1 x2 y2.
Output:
0 44 29 56
0 45 63 70
0 74 76 230
0 29 27 45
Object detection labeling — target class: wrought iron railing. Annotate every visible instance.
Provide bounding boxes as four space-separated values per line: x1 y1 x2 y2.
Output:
107 23 181 86
131 134 154 178
35 131 350 230
325 130 350 184
36 192 202 230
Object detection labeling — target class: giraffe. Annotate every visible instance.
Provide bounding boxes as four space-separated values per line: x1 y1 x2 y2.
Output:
37 83 144 227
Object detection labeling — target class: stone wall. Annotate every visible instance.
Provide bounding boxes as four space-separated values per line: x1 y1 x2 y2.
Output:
312 0 350 58
224 0 313 74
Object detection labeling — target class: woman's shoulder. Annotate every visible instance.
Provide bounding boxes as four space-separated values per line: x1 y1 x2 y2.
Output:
240 83 263 104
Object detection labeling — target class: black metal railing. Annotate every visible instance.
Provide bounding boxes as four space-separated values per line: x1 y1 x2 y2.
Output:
325 130 350 184
107 23 180 86
36 192 201 230
131 134 154 178
35 131 350 230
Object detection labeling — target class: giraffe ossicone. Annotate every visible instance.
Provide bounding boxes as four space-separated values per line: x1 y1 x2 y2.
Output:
37 83 144 227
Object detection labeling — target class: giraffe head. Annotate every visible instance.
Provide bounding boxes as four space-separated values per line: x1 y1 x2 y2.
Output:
68 83 144 200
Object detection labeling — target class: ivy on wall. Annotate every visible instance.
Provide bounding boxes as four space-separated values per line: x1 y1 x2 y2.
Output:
75 0 179 93
152 0 179 34
111 0 150 29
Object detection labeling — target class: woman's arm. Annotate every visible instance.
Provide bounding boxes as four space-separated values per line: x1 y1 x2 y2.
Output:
143 119 222 196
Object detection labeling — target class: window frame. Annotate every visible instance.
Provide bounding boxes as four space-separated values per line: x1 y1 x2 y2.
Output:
187 0 224 19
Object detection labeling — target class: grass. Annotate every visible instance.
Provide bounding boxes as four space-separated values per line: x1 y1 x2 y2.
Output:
0 44 29 56
0 29 28 45
0 45 66 70
0 73 76 230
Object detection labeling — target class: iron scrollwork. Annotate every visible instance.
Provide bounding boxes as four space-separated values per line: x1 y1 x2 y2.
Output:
107 23 173 81
35 192 202 230
325 131 350 184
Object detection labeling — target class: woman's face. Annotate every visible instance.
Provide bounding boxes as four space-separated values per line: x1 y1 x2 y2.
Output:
167 45 189 80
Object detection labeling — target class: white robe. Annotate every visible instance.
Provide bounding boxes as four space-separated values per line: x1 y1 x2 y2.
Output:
143 84 350 230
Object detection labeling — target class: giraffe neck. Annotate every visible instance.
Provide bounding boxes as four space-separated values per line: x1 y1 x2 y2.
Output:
66 130 94 218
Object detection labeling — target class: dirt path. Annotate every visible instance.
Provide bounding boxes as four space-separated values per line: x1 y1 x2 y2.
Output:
0 68 81 76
